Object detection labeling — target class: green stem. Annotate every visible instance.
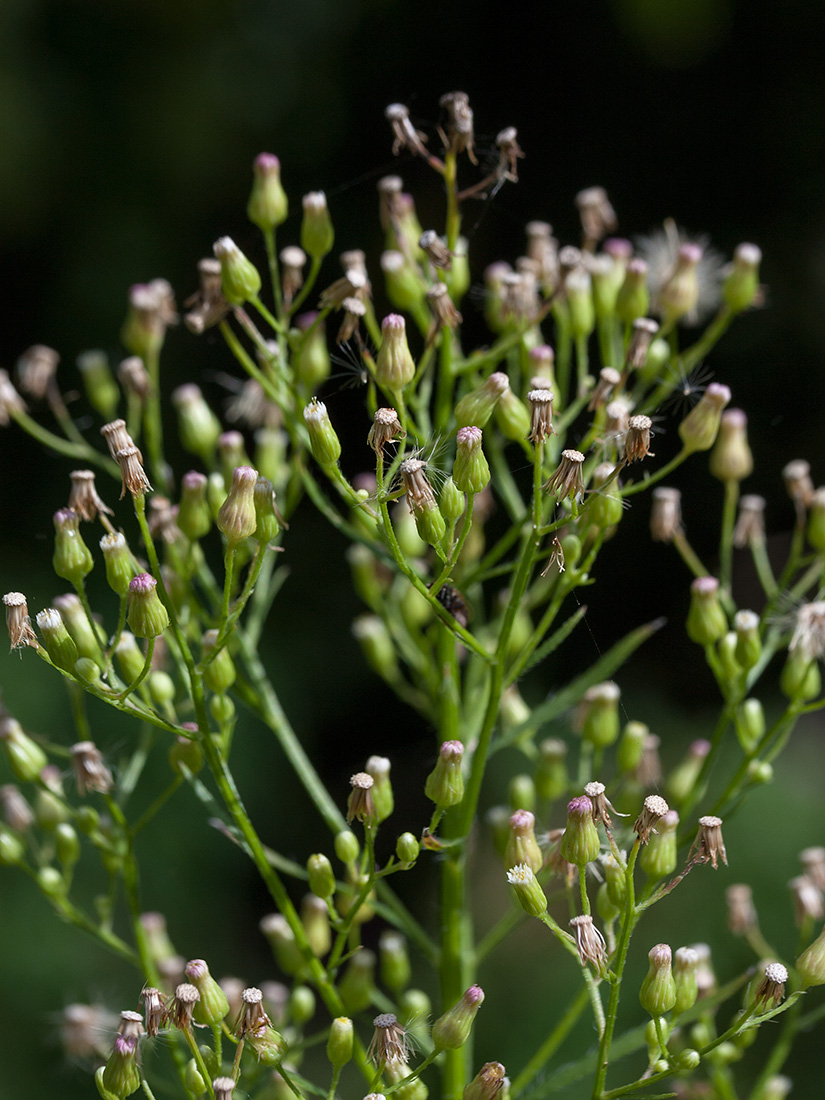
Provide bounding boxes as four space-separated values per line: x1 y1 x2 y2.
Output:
142 346 170 494
117 636 155 701
719 479 740 598
671 530 708 579
621 446 692 498
289 255 323 317
11 410 119 477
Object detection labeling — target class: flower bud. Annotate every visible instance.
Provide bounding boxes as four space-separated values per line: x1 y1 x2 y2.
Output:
172 384 222 463
796 924 825 988
302 893 332 957
640 943 677 1016
780 647 821 702
666 739 711 803
334 829 359 865
382 250 427 314
52 508 94 587
616 259 650 325
602 852 627 909
723 243 761 314
678 383 732 453
454 373 509 429
506 863 547 917
424 740 465 809
127 574 169 639
616 721 647 776
248 153 288 231
301 191 334 259
589 463 624 529
710 409 753 482
35 608 80 673
99 1034 140 1098
185 959 230 1026
560 796 601 867
327 1016 354 1069
213 236 261 306
303 399 341 468
640 810 679 880
660 243 702 324
292 312 331 391
0 824 25 866
535 738 568 802
495 387 531 441
396 832 420 865
168 735 204 776
338 949 375 1014
432 985 485 1050
565 268 595 339
260 913 304 976
98 532 137 597
365 755 394 822
353 616 398 682
578 682 621 749
380 930 411 994
178 471 212 542
201 630 236 694
52 593 104 667
453 426 490 495
807 487 825 552
375 314 416 392
686 576 728 646
464 1062 507 1100
307 853 336 900
504 809 543 873
77 349 120 420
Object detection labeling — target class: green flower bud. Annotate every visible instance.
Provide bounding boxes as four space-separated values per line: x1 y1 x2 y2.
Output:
602 852 627 909
148 669 176 707
780 648 821 702
579 682 621 749
365 755 394 822
674 1048 701 1073
172 472 210 543
301 894 331 957
253 477 280 545
536 738 568 802
375 314 416 392
597 881 622 923
76 805 101 836
100 532 137 596
463 1062 507 1100
723 243 761 314
338 949 375 1014
615 259 650 325
326 1016 354 1070
639 943 677 1016
806 486 825 552
217 465 259 545
718 631 742 682
747 760 773 785
432 985 485 1050
352 616 398 682
686 576 728 646
560 796 601 867
439 477 465 523
565 268 595 339
0 825 25 865
640 810 679 880
334 829 360 865
710 409 753 482
34 770 68 830
303 399 341 468
34 607 79 672
796 924 825 988
588 462 624 529
733 610 762 670
617 720 648 776
113 632 144 683
255 426 289 492
307 853 336 900
508 773 536 813
679 383 731 454
666 740 711 804
301 191 334 260
396 832 420 865
127 574 169 639
495 386 531 441
213 236 261 306
37 865 65 897
412 495 446 549
54 821 81 867
100 1035 141 1098
248 153 288 231
453 426 490 495
260 914 304 976
52 593 104 667
454 372 509 429
590 251 625 317
184 1058 207 1096
446 236 470 302
291 312 331 393
673 947 700 1016
382 250 427 314
424 740 465 809
77 349 119 420
172 384 222 463
121 280 175 359
659 243 701 324
637 335 669 387
201 630 236 695
379 929 411 994
168 734 204 775
734 699 764 755
185 959 230 1026
504 810 543 874
52 508 94 587
399 988 432 1044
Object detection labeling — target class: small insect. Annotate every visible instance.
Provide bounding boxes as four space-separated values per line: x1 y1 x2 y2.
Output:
433 584 470 628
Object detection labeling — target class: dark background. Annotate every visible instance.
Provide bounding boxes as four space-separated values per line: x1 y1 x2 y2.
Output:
1 0 824 1097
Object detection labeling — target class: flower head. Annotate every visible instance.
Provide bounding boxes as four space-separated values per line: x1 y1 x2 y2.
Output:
570 914 608 974
634 795 669 845
689 815 728 869
3 592 37 651
367 1012 410 1067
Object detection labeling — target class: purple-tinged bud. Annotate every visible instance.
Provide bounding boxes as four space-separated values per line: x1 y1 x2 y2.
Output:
303 400 341 468
678 383 731 453
99 1033 140 1098
454 372 510 429
425 740 465 809
375 314 416 392
432 985 485 1050
710 409 753 482
217 465 259 544
127 574 169 639
248 153 288 231
560 797 601 867
723 243 762 314
53 508 94 587
504 810 543 873
686 576 728 646
453 426 490 495
213 236 261 306
640 943 677 1016
301 191 334 260
507 863 547 918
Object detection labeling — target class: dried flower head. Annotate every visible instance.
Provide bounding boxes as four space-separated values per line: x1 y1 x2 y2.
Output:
319 269 369 310
733 494 766 548
368 408 406 455
336 296 367 344
788 874 824 925
16 344 59 399
385 103 430 160
527 389 555 443
650 487 682 542
167 983 200 1031
3 592 38 651
569 914 608 973
624 415 654 463
426 282 462 332
213 1078 236 1100
280 245 307 304
439 91 476 162
420 229 452 270
726 884 758 934
0 369 27 424
0 784 34 832
789 601 825 661
634 795 669 845
690 815 728 869
783 459 815 508
71 741 113 796
544 827 578 884
368 1012 410 1066
347 771 376 824
140 987 166 1037
116 445 152 499
100 419 136 461
118 356 151 400
117 1010 144 1039
399 458 437 514
184 257 230 333
587 367 621 412
626 318 660 370
235 986 272 1038
576 187 617 249
496 125 524 183
754 962 788 1012
544 449 585 500
800 846 825 892
583 780 625 828
69 470 114 521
